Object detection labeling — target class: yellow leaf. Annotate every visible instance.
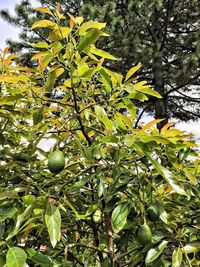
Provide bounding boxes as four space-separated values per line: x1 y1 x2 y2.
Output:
31 52 47 61
31 20 55 29
161 122 174 132
79 21 106 35
75 17 84 25
125 64 142 81
48 27 71 41
162 129 183 137
34 7 54 16
140 119 165 132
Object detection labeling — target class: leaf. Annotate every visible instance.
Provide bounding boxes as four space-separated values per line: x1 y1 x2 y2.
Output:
71 175 92 192
0 207 18 222
45 206 61 248
141 119 165 132
26 248 53 266
145 240 168 264
125 64 142 81
88 46 117 60
6 247 27 267
133 143 187 196
78 29 103 53
31 20 55 29
99 68 112 93
134 85 162 98
172 247 182 267
111 203 129 233
138 135 171 145
33 107 44 125
34 7 54 16
0 96 22 106
182 243 200 253
48 27 71 41
31 42 49 48
79 21 106 35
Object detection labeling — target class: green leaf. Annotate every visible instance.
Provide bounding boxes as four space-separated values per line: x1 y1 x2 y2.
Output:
172 247 182 267
71 175 92 192
26 248 53 266
79 21 106 35
0 96 22 105
134 86 162 98
111 203 129 233
0 207 18 222
133 143 187 196
33 107 44 125
99 68 112 93
6 247 27 267
78 29 103 53
31 20 55 29
125 64 141 81
145 240 168 264
45 206 61 248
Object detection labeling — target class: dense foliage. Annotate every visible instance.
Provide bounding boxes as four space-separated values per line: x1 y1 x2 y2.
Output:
0 7 200 267
1 0 200 126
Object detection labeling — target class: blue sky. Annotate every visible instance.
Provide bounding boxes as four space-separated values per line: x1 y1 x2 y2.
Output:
0 0 199 142
0 0 39 49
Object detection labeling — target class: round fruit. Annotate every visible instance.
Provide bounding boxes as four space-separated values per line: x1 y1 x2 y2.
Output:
147 205 160 222
48 150 65 174
137 224 152 246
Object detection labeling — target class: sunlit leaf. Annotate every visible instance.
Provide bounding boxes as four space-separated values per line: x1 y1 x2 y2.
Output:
45 206 61 248
31 20 55 29
145 240 168 264
111 203 129 233
6 247 27 267
172 247 182 267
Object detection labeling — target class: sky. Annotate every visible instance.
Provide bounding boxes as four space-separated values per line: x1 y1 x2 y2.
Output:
0 0 199 143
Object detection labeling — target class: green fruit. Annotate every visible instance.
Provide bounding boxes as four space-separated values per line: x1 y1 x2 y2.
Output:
48 150 65 174
147 205 160 221
137 224 152 245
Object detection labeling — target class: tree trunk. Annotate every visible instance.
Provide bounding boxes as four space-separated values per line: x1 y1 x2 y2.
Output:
152 9 168 131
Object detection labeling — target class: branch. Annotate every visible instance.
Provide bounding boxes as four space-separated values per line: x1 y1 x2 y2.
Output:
134 103 153 129
168 99 200 118
168 95 200 103
165 73 200 96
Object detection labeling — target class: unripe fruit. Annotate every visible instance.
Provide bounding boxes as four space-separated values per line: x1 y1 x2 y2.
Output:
147 205 160 222
137 224 152 246
48 150 65 174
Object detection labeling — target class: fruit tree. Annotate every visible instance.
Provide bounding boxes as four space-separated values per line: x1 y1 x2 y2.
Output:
0 6 199 267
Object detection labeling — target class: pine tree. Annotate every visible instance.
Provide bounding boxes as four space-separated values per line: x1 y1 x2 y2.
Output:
1 0 200 127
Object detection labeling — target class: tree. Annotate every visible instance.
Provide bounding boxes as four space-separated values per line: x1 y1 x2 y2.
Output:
1 0 200 128
0 9 200 266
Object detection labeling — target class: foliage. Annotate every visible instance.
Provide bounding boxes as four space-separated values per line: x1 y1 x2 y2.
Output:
0 0 200 125
0 8 200 266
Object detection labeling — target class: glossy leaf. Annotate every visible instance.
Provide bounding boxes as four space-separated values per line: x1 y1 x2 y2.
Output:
6 247 27 267
172 247 182 267
79 21 106 35
145 240 168 264
31 20 55 29
111 203 129 233
125 64 142 81
78 29 103 53
45 206 61 248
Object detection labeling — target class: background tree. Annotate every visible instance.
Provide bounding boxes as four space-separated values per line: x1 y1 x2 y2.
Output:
1 0 200 128
0 9 200 266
